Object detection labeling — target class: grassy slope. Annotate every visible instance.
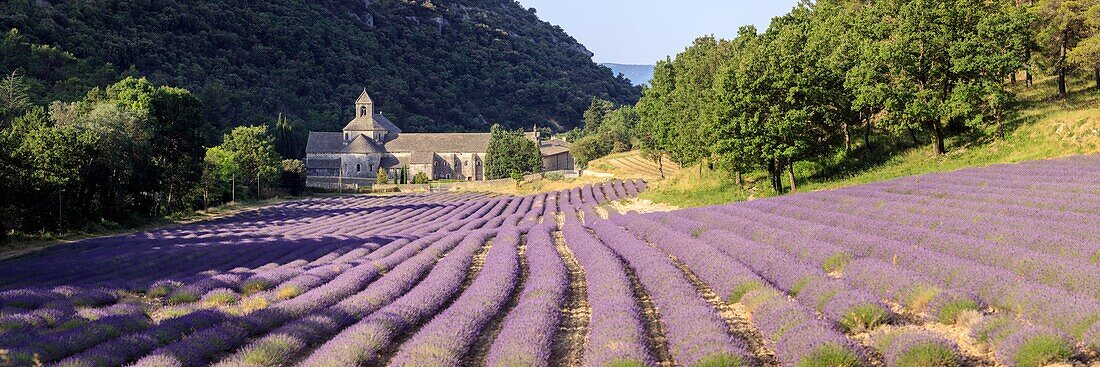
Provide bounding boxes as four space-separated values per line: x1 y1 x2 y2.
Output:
638 75 1100 208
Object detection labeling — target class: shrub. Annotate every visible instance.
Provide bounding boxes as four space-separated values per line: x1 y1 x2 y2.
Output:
936 299 979 325
794 344 862 367
201 288 240 307
166 292 199 305
275 285 303 300
838 304 889 333
694 353 743 367
878 331 960 367
904 287 939 314
893 343 959 367
412 172 429 184
740 288 782 313
822 253 853 273
146 281 180 298
1084 321 1100 351
241 279 270 295
790 278 811 297
605 359 647 367
727 281 763 304
240 296 269 314
1011 335 1073 367
241 335 298 365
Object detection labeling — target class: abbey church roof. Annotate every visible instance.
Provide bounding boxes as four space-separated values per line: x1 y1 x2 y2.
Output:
355 89 373 104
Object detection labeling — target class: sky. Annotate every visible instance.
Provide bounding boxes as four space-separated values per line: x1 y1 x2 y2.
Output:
515 0 800 65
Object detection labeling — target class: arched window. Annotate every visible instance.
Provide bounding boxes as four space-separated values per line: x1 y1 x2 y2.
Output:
369 163 373 172
360 106 367 117
356 163 361 172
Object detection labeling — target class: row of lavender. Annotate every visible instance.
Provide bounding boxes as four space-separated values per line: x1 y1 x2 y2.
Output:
612 156 1100 367
0 180 645 366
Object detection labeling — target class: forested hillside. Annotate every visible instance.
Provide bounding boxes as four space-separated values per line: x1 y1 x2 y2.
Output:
0 0 638 155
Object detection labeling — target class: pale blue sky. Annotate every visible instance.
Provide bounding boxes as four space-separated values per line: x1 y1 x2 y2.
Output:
515 0 800 65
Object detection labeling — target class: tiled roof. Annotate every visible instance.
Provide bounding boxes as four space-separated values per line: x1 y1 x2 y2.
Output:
344 135 385 154
355 89 373 104
305 132 345 154
385 133 492 153
373 114 401 135
342 113 401 135
342 115 381 132
539 139 571 156
305 132 387 154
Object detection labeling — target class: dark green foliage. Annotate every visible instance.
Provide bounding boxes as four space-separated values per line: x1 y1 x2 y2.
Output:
485 124 541 179
1 76 212 236
279 159 306 196
0 0 638 156
412 172 429 184
208 125 282 201
571 100 638 167
638 0 1035 196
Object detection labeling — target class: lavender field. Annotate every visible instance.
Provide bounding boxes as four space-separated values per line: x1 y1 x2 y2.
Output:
2 156 1100 367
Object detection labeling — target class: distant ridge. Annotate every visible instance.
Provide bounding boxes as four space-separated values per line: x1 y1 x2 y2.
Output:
601 63 655 86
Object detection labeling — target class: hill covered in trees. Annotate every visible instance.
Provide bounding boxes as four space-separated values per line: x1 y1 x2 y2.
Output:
0 0 639 156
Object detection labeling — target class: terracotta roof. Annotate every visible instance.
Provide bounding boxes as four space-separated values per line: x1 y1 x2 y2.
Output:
539 139 571 156
385 133 491 153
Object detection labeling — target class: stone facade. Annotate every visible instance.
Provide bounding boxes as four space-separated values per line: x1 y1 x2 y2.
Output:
305 90 572 187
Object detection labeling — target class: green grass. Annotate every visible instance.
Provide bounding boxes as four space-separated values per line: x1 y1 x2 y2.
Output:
639 76 1100 208
693 353 743 367
1013 335 1074 367
838 304 890 333
727 280 764 304
936 299 979 325
822 253 853 273
166 292 199 305
795 344 864 367
894 342 960 367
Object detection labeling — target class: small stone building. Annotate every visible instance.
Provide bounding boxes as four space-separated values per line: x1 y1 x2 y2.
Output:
305 90 573 187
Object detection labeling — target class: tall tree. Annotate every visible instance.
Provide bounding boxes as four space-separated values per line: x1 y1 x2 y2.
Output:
218 125 282 199
1067 0 1100 87
484 124 541 179
1034 0 1093 98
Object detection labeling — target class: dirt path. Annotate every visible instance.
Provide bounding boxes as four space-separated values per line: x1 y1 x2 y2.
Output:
549 230 590 367
370 237 494 366
657 246 779 367
622 263 676 367
463 236 529 366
